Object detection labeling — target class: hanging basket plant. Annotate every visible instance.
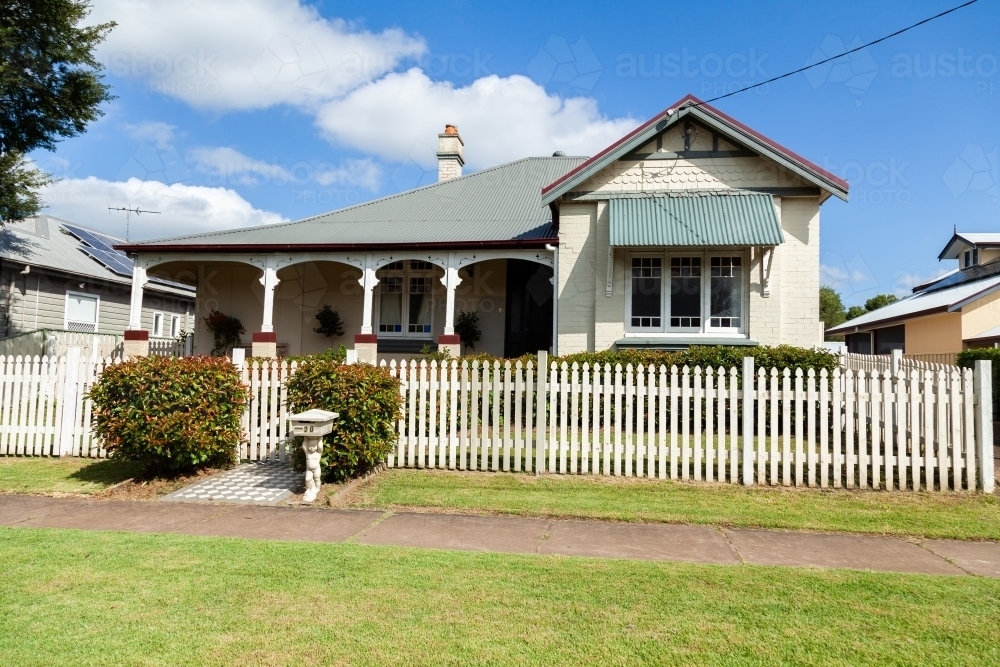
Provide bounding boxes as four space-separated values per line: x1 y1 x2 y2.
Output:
202 310 245 356
455 310 481 351
314 305 345 337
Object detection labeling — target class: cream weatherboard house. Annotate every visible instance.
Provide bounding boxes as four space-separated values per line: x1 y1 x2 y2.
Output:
119 95 848 360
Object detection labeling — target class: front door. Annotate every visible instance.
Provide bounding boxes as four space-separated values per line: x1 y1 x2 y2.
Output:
503 259 553 357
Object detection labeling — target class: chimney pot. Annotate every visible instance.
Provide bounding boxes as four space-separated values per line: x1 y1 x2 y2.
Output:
437 123 465 182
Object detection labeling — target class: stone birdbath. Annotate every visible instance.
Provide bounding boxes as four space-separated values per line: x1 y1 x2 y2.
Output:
287 409 338 502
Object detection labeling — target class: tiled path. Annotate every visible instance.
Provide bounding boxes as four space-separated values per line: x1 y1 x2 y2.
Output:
162 461 301 505
2 494 1000 577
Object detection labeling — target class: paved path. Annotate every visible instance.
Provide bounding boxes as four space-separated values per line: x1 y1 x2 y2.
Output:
2 494 999 577
162 461 300 505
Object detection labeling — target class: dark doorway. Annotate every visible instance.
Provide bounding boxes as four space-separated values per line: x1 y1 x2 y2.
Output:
503 259 553 357
874 325 905 355
845 332 872 354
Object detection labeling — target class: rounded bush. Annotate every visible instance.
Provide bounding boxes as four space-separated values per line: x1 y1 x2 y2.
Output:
285 360 402 482
89 356 248 475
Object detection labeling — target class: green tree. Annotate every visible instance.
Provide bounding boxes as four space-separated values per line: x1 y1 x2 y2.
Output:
864 294 899 311
0 0 115 221
819 286 845 327
845 305 867 321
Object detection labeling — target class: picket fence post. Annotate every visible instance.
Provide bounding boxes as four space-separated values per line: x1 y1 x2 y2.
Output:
535 350 547 475
742 357 754 485
974 359 994 493
57 346 82 456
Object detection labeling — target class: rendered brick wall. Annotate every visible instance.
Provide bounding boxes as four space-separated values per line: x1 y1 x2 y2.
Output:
592 202 627 351
777 197 821 347
557 203 598 354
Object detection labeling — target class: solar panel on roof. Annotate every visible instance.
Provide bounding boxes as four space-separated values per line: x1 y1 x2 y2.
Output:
79 246 134 277
62 224 118 252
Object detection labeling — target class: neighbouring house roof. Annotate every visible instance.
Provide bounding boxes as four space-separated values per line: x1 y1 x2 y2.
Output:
1 216 194 296
608 192 783 247
938 232 1000 260
120 156 587 252
826 263 1000 335
965 323 1000 344
541 94 849 205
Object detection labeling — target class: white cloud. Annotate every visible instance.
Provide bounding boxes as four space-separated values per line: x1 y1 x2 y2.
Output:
894 268 952 296
122 121 177 150
315 69 638 168
91 0 426 111
820 264 869 285
41 177 286 241
188 146 382 190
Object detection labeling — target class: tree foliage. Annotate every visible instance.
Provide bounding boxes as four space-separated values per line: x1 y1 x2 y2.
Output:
819 286 846 339
864 294 899 311
0 0 115 220
202 310 245 356
455 310 482 350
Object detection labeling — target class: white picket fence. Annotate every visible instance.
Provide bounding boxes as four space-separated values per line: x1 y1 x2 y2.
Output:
235 355 994 492
2 349 994 493
0 350 112 458
841 351 956 375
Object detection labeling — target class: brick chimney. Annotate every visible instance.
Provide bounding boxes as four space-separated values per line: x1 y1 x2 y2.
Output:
437 124 464 181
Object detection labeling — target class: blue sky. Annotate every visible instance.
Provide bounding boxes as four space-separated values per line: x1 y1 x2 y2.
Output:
33 0 999 306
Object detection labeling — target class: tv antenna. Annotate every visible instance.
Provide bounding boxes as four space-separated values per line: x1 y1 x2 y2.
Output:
108 205 160 241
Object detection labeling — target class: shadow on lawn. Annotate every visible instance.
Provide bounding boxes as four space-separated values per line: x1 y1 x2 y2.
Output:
68 459 144 487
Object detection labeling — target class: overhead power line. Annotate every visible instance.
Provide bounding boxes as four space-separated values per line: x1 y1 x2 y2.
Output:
693 0 981 107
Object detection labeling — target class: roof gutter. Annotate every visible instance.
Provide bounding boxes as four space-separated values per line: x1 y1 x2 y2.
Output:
116 237 561 254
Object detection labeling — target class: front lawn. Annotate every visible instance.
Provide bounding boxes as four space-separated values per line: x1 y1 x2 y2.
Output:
348 469 1000 540
0 456 140 495
1 527 998 666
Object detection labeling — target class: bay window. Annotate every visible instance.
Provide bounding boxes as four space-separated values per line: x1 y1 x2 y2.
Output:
627 251 747 335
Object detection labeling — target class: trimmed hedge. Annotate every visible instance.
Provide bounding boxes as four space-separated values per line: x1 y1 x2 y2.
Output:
957 348 1000 419
558 345 838 372
89 356 248 475
285 359 402 482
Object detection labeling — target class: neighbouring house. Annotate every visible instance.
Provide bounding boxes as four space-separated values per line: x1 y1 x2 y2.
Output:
826 231 1000 356
0 215 196 350
118 94 849 360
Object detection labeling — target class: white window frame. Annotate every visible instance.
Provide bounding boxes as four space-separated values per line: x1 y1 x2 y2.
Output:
705 253 747 334
64 291 100 332
964 248 979 268
625 249 748 337
170 314 181 338
152 312 164 337
375 260 436 339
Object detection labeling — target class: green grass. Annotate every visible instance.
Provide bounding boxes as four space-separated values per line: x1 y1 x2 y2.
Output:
349 469 1000 541
1 527 998 666
0 456 141 495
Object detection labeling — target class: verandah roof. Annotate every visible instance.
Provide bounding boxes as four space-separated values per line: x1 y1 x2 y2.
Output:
608 192 784 247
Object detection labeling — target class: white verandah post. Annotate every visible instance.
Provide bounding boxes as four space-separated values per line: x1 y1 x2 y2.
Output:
355 254 380 364
438 252 462 357
124 264 149 357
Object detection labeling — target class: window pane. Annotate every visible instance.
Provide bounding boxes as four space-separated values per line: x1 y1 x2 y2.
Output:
408 277 432 334
379 276 403 333
153 313 163 336
669 257 701 328
67 294 97 324
170 315 180 338
630 257 661 328
710 256 742 328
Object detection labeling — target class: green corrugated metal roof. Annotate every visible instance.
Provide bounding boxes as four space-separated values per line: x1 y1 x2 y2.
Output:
609 193 783 247
126 157 587 249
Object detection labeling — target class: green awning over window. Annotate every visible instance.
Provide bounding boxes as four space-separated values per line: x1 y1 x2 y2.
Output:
608 193 784 247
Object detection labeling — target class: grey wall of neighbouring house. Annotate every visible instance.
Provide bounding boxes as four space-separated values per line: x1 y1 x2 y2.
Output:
0 266 193 339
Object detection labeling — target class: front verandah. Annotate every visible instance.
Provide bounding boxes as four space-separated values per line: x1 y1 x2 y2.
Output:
126 250 554 359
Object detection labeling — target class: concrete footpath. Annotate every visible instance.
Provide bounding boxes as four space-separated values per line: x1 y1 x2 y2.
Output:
2 494 999 578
